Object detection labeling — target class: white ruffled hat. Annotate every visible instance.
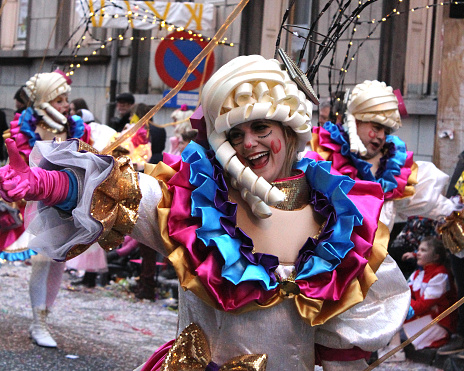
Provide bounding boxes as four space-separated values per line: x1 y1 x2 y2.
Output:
24 70 71 132
201 55 314 218
344 80 401 155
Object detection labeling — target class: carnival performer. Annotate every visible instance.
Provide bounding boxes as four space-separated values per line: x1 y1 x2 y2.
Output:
310 80 459 231
167 104 194 156
0 69 110 348
0 56 411 370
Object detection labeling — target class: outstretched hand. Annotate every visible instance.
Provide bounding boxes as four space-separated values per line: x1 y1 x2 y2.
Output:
0 139 34 202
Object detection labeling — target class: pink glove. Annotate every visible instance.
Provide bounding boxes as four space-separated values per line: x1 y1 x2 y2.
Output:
131 126 149 147
0 138 70 205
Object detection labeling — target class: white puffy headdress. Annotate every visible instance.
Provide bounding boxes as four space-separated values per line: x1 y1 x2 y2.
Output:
24 70 71 133
201 55 314 218
344 80 401 156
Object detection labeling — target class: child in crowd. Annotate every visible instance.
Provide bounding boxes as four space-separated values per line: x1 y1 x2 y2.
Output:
402 237 457 350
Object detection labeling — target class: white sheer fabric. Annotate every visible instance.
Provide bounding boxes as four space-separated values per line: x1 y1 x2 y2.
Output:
26 140 112 261
380 161 458 230
23 140 410 370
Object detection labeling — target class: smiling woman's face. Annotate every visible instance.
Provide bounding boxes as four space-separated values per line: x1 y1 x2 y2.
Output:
228 120 288 182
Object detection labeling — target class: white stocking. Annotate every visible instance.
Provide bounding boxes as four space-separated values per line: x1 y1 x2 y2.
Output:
29 253 65 309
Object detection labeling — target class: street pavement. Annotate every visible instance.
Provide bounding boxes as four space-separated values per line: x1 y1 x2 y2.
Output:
0 261 450 370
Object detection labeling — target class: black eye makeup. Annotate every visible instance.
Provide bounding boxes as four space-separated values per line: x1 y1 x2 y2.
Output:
258 130 272 139
228 130 244 146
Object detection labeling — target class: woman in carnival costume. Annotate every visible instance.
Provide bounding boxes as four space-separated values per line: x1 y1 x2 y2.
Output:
0 69 113 348
310 80 459 232
0 56 410 370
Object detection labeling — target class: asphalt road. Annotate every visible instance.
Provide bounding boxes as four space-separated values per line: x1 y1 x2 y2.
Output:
0 262 178 371
0 261 453 371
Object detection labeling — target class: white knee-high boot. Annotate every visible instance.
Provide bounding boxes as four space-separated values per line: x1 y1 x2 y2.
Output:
29 254 63 348
29 306 57 347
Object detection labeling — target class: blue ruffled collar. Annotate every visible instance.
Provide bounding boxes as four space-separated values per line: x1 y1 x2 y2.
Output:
17 108 85 148
180 141 363 291
323 122 407 193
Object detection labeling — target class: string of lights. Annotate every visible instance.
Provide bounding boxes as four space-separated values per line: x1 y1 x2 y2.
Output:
56 1 234 76
280 0 463 103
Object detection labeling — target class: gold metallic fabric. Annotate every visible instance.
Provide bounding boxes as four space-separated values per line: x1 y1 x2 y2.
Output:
66 154 142 260
77 139 100 154
161 323 267 371
271 173 309 211
3 128 11 140
438 210 464 254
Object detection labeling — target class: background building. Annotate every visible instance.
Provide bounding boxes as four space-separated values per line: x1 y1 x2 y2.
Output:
0 0 463 175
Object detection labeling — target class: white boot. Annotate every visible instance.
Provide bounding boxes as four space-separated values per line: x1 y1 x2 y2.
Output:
29 307 57 348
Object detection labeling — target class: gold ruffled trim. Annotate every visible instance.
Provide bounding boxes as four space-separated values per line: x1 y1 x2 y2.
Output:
149 160 389 324
396 161 418 200
438 210 464 254
161 323 267 370
66 152 142 260
3 128 11 140
310 131 331 160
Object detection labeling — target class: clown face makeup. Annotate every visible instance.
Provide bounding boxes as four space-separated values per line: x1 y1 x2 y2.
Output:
49 94 70 116
356 121 389 159
229 120 288 182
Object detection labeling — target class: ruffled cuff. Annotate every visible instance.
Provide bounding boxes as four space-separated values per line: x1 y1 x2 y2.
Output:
25 139 141 261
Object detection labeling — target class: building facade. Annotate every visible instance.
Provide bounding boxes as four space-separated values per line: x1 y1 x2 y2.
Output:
0 0 462 175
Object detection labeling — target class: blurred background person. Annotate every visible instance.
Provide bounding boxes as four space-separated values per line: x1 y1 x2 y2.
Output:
131 103 166 165
317 97 331 125
69 98 89 116
109 92 135 132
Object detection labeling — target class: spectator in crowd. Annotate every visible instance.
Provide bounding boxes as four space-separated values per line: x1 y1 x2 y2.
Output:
13 85 30 114
167 105 196 157
109 92 135 132
389 216 438 278
402 237 457 351
318 97 331 125
69 98 89 116
131 103 166 164
76 108 96 124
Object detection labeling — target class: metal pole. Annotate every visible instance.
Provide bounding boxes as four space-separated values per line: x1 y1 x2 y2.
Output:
107 28 119 124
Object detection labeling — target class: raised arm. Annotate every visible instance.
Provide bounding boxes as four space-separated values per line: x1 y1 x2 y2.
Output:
0 138 166 261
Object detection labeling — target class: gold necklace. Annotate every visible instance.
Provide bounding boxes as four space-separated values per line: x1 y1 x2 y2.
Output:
271 172 309 211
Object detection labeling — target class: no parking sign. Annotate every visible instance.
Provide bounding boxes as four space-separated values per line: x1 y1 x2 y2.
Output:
155 31 215 91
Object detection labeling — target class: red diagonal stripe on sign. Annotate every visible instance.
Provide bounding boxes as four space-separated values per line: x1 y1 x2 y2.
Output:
168 43 203 80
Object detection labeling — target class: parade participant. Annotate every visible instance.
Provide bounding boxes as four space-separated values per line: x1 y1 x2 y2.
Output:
0 69 108 348
109 92 135 132
167 104 194 156
0 55 410 370
311 80 459 231
69 98 89 116
402 237 457 350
